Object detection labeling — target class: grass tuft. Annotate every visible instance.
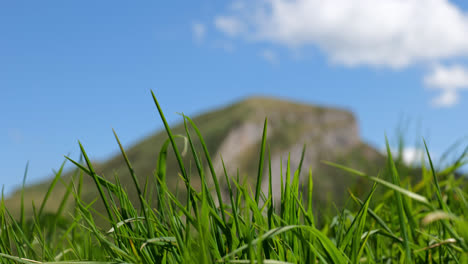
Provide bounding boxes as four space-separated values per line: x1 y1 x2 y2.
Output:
1 91 467 263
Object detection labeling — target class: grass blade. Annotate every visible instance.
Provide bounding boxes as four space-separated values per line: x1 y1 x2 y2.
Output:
322 161 429 205
20 161 29 231
385 137 411 263
255 118 268 204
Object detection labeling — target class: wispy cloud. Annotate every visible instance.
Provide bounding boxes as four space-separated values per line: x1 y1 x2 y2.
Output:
424 64 468 107
230 1 246 11
259 49 279 65
213 40 236 53
192 22 206 44
214 16 245 37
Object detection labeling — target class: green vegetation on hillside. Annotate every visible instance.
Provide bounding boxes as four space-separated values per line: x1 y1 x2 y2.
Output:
1 92 467 263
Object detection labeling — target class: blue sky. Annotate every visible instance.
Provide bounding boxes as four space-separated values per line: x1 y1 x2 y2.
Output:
2 0 468 194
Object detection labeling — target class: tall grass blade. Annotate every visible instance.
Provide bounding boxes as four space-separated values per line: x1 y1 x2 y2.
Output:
182 114 227 224
255 118 268 204
20 161 29 231
77 141 115 225
385 137 411 263
38 160 66 218
112 129 154 237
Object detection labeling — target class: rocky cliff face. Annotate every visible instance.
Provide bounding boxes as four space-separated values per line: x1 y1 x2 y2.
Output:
210 97 362 202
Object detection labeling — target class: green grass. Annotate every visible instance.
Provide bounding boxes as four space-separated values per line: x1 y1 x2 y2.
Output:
1 91 467 263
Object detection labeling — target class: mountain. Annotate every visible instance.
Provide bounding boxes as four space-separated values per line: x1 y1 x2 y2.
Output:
5 96 387 220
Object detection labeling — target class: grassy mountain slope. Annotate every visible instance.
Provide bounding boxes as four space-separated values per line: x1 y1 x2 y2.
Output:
5 96 388 221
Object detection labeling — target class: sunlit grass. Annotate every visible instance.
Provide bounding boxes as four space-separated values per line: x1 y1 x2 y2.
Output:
1 91 467 263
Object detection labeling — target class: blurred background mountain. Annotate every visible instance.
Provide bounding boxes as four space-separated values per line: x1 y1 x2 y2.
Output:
6 96 417 223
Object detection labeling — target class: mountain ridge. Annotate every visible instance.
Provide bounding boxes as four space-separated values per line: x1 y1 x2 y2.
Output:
5 96 386 220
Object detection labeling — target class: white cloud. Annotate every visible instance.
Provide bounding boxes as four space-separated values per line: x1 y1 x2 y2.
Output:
424 64 468 107
259 49 279 65
401 147 426 165
384 147 427 165
214 16 245 37
215 0 468 68
192 22 206 43
214 0 468 106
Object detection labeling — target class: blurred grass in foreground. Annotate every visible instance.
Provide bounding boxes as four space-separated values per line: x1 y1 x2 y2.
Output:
0 91 467 263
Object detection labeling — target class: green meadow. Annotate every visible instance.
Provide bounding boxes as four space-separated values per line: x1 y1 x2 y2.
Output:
1 91 467 263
